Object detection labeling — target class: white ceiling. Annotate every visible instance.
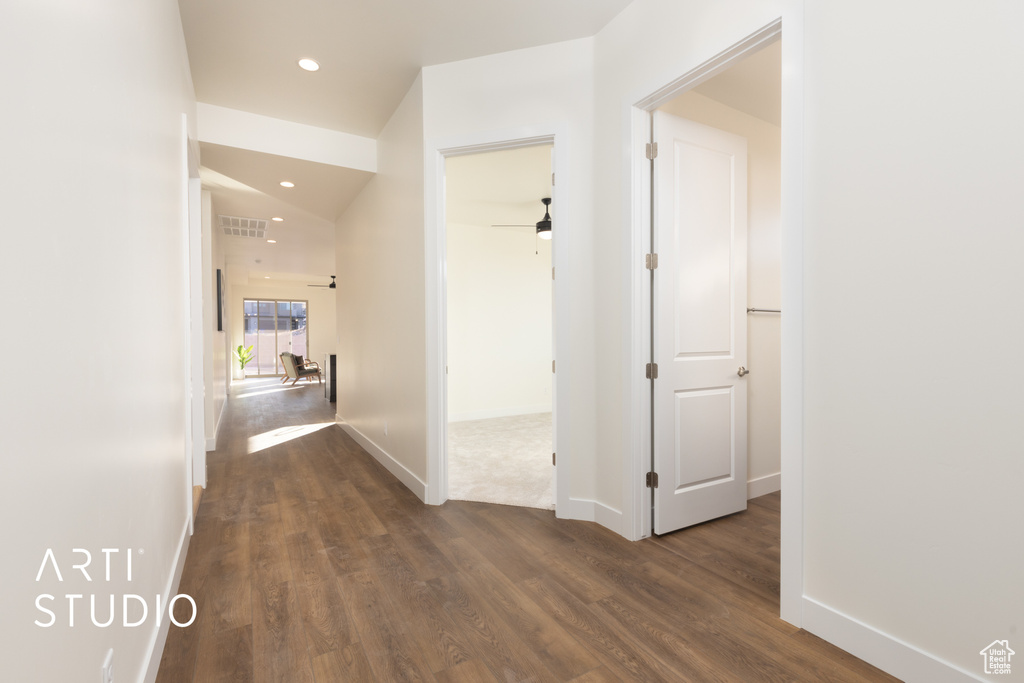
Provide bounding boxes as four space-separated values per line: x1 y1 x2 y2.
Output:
446 145 553 229
692 39 781 126
178 0 635 138
200 145 349 285
183 1 633 287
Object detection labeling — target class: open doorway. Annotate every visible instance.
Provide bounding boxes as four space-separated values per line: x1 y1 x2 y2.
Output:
629 16 803 622
444 144 555 509
649 37 782 534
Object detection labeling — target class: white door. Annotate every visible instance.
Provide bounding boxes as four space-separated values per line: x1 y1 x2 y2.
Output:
653 111 748 535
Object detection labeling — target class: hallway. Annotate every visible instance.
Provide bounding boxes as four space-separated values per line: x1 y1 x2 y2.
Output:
157 378 895 682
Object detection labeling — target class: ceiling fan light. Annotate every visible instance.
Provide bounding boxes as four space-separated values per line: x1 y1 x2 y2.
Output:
536 197 552 239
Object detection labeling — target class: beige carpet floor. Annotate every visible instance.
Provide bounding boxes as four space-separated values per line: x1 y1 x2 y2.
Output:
447 412 554 510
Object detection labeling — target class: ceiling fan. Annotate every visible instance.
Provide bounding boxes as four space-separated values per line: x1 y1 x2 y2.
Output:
308 275 336 289
491 197 552 240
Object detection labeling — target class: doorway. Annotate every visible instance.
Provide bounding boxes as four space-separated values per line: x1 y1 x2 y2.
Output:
444 144 555 509
631 16 803 623
650 38 782 534
424 129 569 509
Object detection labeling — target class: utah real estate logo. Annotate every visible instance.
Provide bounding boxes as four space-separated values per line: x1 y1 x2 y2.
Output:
980 640 1014 676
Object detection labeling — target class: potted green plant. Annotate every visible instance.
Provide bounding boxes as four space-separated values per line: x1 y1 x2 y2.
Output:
233 344 255 375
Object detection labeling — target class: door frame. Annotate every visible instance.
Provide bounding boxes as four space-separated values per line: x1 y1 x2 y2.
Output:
425 125 570 509
626 14 805 626
183 115 204 530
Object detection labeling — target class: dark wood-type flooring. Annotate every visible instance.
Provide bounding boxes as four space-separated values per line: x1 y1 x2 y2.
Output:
158 377 897 682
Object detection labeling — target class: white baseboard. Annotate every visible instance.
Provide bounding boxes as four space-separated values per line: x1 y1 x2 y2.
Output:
802 597 979 683
747 472 781 499
338 420 428 503
142 517 192 683
448 405 551 422
205 394 228 451
557 497 624 536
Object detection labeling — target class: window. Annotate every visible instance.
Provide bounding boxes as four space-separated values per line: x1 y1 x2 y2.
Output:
242 299 310 375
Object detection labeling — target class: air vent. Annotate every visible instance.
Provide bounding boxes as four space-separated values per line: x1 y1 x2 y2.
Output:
219 215 268 238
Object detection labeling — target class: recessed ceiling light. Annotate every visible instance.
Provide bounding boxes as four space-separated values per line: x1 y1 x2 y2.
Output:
298 58 320 72
267 239 277 243
264 276 270 279
271 216 284 222
279 181 295 188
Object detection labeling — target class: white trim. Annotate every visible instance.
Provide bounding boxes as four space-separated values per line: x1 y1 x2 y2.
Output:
626 9 804 626
802 598 979 683
594 501 624 536
747 472 781 499
424 124 571 511
625 106 652 543
448 405 551 423
188 173 206 490
338 420 428 502
558 498 624 534
778 1 805 629
205 395 227 451
141 517 191 683
181 114 196 535
196 102 377 173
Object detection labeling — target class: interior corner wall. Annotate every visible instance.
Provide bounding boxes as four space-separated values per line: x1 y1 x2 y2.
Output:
334 74 428 486
658 91 782 494
422 38 599 505
0 0 197 680
595 0 1024 679
446 222 553 421
203 190 228 450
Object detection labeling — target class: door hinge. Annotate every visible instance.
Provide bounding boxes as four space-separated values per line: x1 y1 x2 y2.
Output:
646 471 659 488
552 452 556 466
552 267 555 280
552 172 556 186
645 362 658 379
645 253 658 270
552 360 556 373
645 142 658 160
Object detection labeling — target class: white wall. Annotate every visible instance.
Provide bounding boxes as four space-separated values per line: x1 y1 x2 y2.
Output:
659 91 781 496
423 39 598 503
447 223 552 421
799 2 1024 677
0 1 197 681
227 282 337 379
203 190 229 450
334 75 428 487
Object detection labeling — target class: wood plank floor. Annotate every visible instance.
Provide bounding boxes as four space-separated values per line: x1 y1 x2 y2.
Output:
158 377 898 682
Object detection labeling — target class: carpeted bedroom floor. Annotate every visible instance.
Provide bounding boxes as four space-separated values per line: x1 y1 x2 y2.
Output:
447 412 554 509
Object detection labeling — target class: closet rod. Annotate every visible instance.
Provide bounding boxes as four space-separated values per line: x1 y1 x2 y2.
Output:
746 307 781 314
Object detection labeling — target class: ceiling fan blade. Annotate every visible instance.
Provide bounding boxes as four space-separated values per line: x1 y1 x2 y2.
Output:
308 275 337 289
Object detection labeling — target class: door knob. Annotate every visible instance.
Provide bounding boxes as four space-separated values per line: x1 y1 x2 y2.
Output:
737 366 749 377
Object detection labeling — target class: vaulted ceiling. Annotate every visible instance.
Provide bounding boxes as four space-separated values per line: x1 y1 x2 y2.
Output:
177 1 778 288
178 0 635 137
178 0 635 285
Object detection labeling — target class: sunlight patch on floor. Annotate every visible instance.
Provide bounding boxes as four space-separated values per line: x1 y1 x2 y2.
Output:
235 384 311 399
247 422 335 454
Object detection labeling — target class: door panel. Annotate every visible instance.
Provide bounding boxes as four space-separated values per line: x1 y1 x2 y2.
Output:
674 387 734 488
654 111 748 535
673 143 735 357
